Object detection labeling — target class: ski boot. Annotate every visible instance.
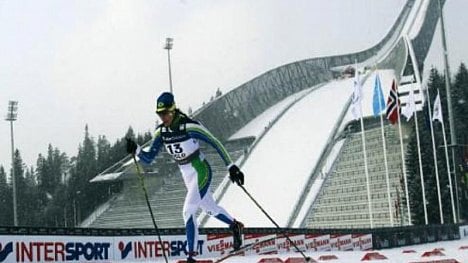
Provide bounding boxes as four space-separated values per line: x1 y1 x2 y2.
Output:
186 251 197 263
230 219 244 251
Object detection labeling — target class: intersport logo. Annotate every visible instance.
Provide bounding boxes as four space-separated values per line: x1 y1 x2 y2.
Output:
118 241 132 259
4 241 110 262
0 242 13 262
118 239 205 259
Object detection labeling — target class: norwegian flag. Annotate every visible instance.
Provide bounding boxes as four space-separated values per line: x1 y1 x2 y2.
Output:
386 79 400 124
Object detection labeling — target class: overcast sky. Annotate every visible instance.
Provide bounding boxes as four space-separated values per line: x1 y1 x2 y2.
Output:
1 0 467 173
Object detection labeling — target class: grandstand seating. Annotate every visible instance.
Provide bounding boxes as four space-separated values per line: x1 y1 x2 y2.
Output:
89 137 253 228
303 120 409 228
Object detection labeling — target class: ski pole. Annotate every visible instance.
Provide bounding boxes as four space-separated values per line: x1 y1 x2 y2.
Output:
132 155 169 263
239 185 311 262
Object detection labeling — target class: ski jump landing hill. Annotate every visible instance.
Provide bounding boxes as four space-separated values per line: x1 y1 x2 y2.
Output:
87 0 445 230
203 0 443 229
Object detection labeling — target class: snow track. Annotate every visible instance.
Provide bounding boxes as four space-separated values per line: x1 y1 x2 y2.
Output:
207 78 355 227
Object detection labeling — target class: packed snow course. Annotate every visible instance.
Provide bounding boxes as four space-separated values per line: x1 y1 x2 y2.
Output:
208 238 468 263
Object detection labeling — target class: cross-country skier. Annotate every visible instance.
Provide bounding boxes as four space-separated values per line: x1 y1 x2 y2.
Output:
126 92 245 263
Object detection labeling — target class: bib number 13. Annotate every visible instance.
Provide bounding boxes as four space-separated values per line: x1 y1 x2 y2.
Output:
167 143 183 155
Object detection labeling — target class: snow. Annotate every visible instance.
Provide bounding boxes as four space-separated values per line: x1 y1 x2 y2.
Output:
408 0 431 39
102 237 468 262
89 172 123 182
211 238 468 263
207 78 355 227
354 0 432 76
230 88 315 140
402 0 424 38
347 0 417 75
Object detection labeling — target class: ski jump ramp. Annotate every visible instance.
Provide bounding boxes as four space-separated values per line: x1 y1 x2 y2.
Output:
204 0 444 228
206 79 354 227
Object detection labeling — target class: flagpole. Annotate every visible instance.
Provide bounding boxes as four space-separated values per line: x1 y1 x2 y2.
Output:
413 108 428 225
423 85 444 224
396 97 412 225
379 112 394 226
436 89 457 223
375 72 394 226
360 107 373 228
402 37 427 225
441 108 457 223
438 0 460 222
405 35 444 224
355 66 373 228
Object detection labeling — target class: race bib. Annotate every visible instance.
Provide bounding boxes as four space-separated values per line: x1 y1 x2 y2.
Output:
165 139 199 160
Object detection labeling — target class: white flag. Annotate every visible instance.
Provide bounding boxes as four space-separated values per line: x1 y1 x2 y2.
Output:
402 88 416 121
351 72 363 120
433 89 443 123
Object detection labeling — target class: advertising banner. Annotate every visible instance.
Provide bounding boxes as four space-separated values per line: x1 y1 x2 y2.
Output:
0 232 372 262
304 234 331 251
352 234 373 251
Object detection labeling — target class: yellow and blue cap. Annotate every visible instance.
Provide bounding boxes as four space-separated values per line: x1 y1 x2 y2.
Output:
156 92 176 113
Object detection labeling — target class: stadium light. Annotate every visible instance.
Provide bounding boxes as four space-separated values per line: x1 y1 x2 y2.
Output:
5 100 18 226
164 37 174 94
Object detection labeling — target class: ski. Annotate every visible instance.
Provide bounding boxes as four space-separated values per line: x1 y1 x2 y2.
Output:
213 236 278 263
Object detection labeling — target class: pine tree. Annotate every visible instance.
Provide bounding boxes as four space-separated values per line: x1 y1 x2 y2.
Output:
452 63 468 220
405 117 442 224
37 145 68 197
97 135 112 173
125 126 135 140
215 88 222 98
406 130 425 224
52 147 68 184
426 68 458 224
35 145 70 226
10 149 25 225
0 166 12 225
68 125 98 224
143 131 153 143
405 68 455 224
452 63 468 133
10 149 41 226
22 166 43 226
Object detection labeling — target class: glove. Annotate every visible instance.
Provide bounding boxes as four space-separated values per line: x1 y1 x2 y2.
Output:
126 138 138 155
229 165 244 186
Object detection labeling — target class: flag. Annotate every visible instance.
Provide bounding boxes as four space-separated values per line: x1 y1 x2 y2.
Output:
351 71 363 120
433 89 443 123
373 73 386 116
402 88 416 121
386 79 400 124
